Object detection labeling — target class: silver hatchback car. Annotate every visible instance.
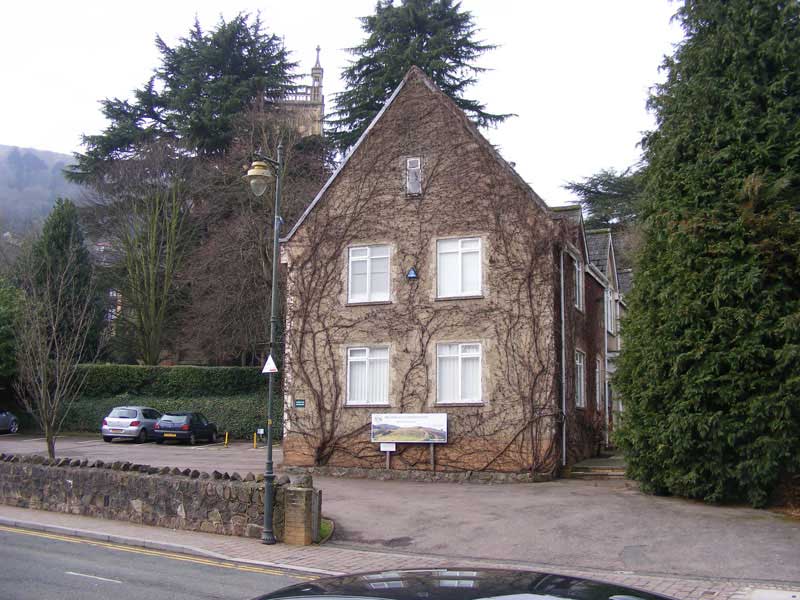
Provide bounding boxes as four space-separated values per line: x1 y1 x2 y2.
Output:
101 406 162 443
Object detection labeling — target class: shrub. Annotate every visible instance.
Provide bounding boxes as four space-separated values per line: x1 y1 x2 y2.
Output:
77 364 264 398
63 392 282 440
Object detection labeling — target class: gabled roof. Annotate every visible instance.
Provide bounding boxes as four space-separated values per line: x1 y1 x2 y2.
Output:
282 66 549 243
585 229 611 277
550 205 590 264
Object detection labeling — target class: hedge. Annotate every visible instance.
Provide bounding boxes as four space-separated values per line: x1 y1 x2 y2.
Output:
77 365 265 398
61 392 282 440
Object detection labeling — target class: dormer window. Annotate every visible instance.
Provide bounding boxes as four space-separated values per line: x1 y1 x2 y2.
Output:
406 157 422 195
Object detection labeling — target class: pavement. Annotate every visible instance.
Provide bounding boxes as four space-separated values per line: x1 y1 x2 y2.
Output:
0 504 798 600
2 434 800 600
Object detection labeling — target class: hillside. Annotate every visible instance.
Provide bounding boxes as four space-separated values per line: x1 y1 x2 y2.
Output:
0 145 82 233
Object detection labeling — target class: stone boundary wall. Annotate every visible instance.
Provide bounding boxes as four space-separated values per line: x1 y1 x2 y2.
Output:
0 453 320 544
285 465 553 484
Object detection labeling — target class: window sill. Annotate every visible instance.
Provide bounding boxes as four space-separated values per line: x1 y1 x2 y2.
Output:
346 300 393 307
435 294 484 302
344 403 391 408
434 402 485 407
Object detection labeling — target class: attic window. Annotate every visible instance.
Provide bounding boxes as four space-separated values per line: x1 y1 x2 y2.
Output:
406 157 422 195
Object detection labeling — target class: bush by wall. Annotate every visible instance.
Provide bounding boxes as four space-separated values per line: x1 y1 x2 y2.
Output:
63 392 282 440
77 365 264 398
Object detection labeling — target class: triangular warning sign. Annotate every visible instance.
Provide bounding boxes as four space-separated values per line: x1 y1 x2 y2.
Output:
262 355 279 374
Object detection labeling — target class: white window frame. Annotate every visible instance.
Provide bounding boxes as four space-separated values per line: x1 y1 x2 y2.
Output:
436 342 482 404
406 157 422 195
575 350 586 409
574 257 584 311
436 237 482 298
595 357 603 411
348 245 390 304
346 346 389 406
605 289 615 334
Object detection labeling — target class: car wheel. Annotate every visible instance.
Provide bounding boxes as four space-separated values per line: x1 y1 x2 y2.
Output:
9 419 18 434
188 433 196 446
210 431 217 444
103 436 113 443
136 429 147 444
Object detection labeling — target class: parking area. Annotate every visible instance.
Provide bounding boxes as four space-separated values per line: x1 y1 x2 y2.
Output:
0 433 281 474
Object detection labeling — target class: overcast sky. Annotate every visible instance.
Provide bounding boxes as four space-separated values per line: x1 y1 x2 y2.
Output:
0 0 683 206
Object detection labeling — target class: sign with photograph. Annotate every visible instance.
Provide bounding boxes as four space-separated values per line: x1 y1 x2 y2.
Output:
371 413 447 444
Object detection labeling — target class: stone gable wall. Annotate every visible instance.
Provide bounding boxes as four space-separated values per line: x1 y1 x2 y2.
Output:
0 453 319 544
282 71 564 475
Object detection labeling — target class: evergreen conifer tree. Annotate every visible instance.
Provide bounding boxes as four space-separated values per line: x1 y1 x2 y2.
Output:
28 199 103 357
329 0 509 152
615 0 800 507
68 14 295 180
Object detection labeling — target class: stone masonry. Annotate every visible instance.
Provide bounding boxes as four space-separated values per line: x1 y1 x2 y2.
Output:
0 453 320 544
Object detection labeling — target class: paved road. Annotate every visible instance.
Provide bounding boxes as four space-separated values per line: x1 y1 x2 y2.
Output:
0 524 305 600
0 433 281 474
3 433 799 585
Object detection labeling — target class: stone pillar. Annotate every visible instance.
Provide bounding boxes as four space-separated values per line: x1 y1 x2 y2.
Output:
283 486 313 545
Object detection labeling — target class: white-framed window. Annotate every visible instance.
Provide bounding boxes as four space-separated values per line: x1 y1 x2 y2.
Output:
574 257 584 310
406 157 422 195
595 357 603 411
605 289 616 334
346 346 389 405
437 342 482 404
348 245 390 303
575 350 586 408
437 237 481 298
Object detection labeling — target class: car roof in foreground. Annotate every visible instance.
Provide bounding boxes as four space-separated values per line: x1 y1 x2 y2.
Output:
251 568 674 600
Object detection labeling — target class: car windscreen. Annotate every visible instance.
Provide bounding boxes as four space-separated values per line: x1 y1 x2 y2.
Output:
161 415 189 423
108 409 137 419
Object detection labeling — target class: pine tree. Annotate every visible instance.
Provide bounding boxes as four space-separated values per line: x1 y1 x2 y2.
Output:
68 14 295 180
329 0 509 152
564 168 643 230
615 0 800 507
28 199 104 357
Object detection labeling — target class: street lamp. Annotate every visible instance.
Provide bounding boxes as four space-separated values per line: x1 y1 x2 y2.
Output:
246 144 283 545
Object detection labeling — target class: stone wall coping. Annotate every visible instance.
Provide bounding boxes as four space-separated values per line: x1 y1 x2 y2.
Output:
0 453 317 488
285 465 552 484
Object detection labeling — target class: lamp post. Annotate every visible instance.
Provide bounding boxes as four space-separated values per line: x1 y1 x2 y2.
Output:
246 143 283 545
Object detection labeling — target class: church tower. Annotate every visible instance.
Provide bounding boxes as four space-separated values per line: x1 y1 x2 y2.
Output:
279 46 324 137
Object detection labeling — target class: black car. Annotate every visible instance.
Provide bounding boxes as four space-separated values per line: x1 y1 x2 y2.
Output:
252 568 675 600
0 409 19 434
153 412 218 445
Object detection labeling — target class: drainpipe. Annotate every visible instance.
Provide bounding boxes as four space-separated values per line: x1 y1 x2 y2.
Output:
559 250 567 467
604 289 609 447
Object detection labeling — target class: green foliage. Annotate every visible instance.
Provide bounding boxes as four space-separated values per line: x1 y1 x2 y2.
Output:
68 14 295 180
329 0 509 152
26 199 104 357
77 365 264 398
615 0 800 507
62 392 282 440
565 168 644 230
0 278 19 379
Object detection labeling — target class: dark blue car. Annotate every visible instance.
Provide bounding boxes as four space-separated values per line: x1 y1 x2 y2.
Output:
153 412 218 445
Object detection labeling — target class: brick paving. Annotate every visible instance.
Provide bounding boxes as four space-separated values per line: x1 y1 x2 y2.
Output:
0 505 796 600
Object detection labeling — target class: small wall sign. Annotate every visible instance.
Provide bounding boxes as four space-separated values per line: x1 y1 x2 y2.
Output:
294 398 306 408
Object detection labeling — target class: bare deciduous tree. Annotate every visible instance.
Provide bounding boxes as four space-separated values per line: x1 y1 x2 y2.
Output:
14 243 105 458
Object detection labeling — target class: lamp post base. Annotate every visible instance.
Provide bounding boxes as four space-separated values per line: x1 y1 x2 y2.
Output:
261 531 277 545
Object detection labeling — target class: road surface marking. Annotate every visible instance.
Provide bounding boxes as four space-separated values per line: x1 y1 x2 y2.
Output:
74 440 102 445
23 437 47 442
65 571 122 584
0 525 311 580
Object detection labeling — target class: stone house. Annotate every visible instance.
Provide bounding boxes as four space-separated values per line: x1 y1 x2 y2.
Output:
279 67 621 476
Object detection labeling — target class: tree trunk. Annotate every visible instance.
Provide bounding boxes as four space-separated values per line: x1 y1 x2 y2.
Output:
45 427 56 459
